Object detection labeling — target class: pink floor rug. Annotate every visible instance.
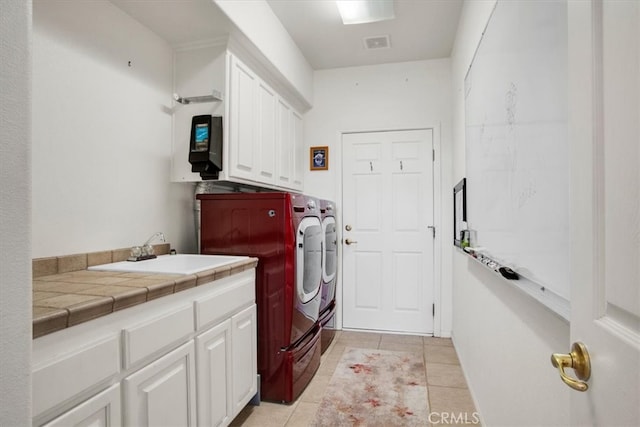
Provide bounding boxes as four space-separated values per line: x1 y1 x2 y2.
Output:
311 347 429 426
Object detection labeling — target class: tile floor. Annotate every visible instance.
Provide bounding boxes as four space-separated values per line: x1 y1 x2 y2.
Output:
230 330 480 426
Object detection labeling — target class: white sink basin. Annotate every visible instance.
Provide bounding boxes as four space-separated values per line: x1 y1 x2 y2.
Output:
88 254 249 275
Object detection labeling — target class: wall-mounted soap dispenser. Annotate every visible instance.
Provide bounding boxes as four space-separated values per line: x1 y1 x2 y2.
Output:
188 115 222 180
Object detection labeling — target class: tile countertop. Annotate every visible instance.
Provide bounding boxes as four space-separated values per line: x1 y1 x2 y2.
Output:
32 257 258 339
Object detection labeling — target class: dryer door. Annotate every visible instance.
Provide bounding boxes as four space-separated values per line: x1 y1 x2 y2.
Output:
322 216 337 284
296 217 323 303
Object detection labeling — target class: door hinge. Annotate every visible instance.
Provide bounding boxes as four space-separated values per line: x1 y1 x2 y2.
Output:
432 304 435 317
432 149 435 162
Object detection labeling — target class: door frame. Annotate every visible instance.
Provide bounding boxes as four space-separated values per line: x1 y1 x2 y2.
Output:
334 124 444 336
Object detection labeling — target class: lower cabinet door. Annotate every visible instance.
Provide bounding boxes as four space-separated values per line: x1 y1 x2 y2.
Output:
195 319 233 427
123 341 196 427
231 305 258 415
42 384 121 427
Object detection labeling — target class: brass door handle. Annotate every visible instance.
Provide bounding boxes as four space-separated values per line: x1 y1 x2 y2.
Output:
345 238 358 245
550 342 591 392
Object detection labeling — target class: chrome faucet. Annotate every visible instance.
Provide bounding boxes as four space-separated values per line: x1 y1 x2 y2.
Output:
144 231 166 247
129 232 166 261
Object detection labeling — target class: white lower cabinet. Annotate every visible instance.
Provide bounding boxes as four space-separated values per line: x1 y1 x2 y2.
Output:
123 341 197 427
42 384 121 427
33 269 257 427
196 305 258 427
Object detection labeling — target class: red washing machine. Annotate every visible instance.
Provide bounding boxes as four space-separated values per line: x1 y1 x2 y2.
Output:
197 192 323 403
318 199 338 354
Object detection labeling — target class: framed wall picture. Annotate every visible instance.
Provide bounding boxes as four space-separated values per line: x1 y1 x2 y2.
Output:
310 146 329 171
453 178 467 247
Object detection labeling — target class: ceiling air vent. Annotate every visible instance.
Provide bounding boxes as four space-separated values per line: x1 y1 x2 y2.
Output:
363 35 391 50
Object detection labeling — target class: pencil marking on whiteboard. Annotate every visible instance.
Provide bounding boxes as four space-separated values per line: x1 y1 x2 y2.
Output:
505 82 518 128
518 180 537 208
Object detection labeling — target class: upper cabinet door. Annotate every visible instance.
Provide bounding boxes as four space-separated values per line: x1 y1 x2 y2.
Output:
256 80 277 185
228 55 258 181
291 110 304 191
276 97 293 188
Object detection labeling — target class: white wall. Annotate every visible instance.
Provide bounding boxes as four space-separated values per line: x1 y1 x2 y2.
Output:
303 59 454 336
32 0 196 258
450 1 570 425
0 1 32 425
214 0 314 108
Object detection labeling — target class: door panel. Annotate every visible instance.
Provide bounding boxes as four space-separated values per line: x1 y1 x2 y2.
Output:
354 175 383 230
292 111 304 190
343 129 434 334
195 320 231 427
229 56 256 180
276 99 292 186
123 342 196 427
256 81 276 183
393 253 421 311
231 305 258 415
354 252 382 309
568 2 640 425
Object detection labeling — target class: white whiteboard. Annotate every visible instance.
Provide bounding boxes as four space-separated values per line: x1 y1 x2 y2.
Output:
465 1 569 301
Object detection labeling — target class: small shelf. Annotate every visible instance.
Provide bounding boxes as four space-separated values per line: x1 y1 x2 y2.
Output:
459 246 570 322
173 90 223 105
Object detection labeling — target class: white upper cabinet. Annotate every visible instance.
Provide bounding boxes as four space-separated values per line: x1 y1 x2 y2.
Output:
171 47 304 192
227 53 303 191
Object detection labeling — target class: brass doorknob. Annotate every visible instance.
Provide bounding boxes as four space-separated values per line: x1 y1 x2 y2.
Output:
551 342 591 392
345 238 358 245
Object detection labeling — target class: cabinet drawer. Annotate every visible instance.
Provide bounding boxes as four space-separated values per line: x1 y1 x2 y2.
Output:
122 304 194 368
195 275 254 329
33 335 120 417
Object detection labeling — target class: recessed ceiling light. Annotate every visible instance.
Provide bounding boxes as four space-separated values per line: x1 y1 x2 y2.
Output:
336 0 395 25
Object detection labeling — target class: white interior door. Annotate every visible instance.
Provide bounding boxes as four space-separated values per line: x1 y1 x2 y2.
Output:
342 129 434 334
567 2 639 425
